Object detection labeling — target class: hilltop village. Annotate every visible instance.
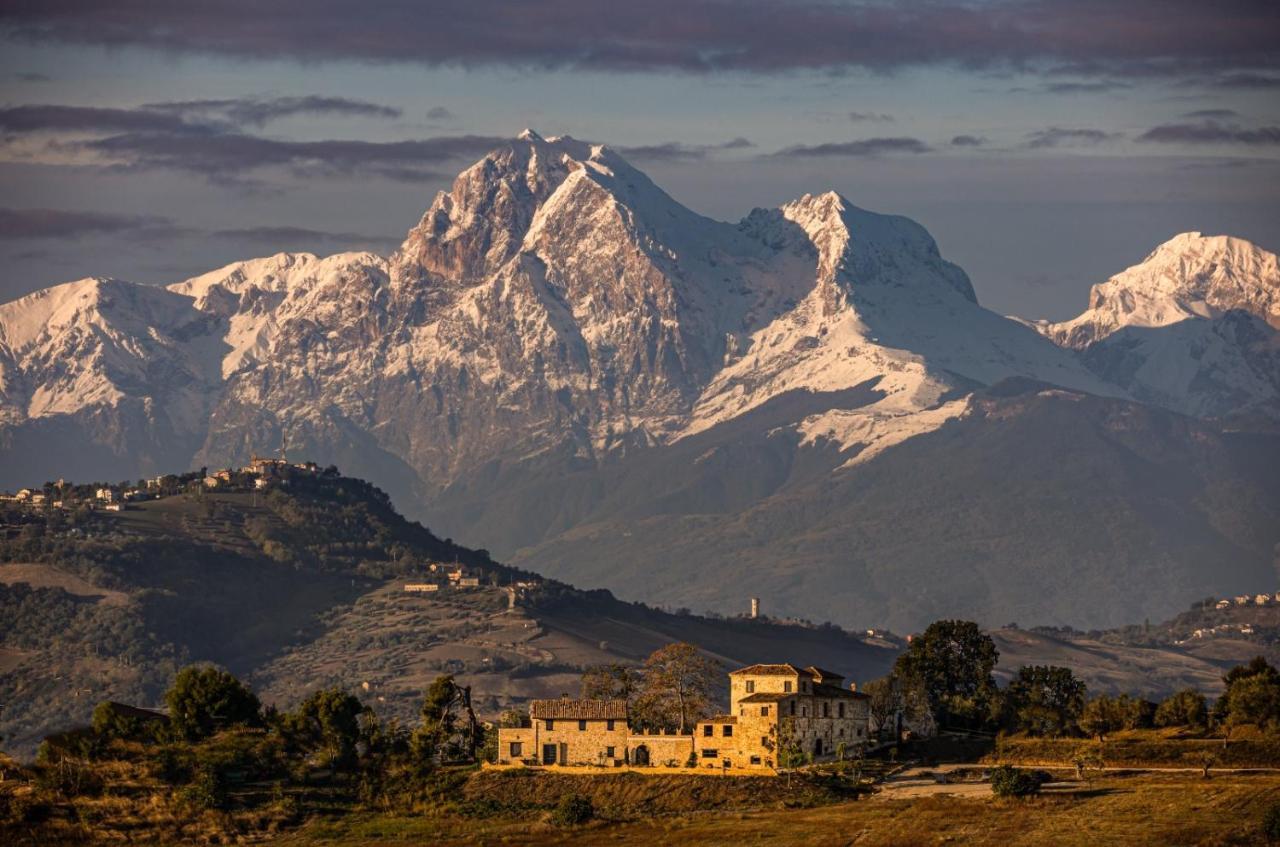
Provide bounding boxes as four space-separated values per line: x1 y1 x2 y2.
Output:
0 454 326 516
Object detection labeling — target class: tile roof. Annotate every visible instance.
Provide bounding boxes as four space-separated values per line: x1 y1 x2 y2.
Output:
804 666 845 682
730 663 802 676
814 682 868 700
737 692 791 703
530 698 627 720
700 715 739 724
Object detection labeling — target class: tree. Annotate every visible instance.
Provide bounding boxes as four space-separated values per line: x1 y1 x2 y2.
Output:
413 674 481 763
580 663 639 704
1003 665 1086 736
893 620 999 729
632 643 720 733
1154 689 1208 730
1079 695 1124 742
1223 674 1280 734
165 666 261 741
862 677 898 736
1214 657 1278 724
284 688 367 768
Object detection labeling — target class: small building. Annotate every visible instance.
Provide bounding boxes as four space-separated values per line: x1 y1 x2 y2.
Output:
499 698 630 766
104 502 125 512
1215 599 1231 610
95 487 117 503
404 583 440 593
253 477 272 490
457 577 481 588
203 476 222 489
1256 594 1272 606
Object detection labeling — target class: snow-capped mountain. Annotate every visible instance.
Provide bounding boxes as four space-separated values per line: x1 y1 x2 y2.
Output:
1038 232 1280 419
2 132 1277 629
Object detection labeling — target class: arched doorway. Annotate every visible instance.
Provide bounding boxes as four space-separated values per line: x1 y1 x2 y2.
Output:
634 745 650 766
813 738 824 757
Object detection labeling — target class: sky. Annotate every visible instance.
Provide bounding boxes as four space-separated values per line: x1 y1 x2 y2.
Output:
1 1 1278 320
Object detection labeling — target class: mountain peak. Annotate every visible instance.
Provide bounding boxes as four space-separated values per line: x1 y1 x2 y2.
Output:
515 128 544 142
1045 231 1280 347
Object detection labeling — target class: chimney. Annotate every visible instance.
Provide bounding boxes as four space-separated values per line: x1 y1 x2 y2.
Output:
750 597 760 619
849 682 857 692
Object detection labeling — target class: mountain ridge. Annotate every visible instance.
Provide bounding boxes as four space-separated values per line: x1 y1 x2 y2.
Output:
2 132 1278 630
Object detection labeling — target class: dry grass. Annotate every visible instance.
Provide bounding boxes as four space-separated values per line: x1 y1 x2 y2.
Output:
278 772 1280 847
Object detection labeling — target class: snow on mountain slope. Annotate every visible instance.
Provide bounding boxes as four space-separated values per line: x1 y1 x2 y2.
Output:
682 192 1119 453
0 277 222 431
1043 232 1280 348
1040 232 1280 419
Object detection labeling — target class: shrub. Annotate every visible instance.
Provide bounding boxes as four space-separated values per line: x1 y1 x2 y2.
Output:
989 764 1044 798
551 793 594 826
1264 800 1280 842
178 767 228 811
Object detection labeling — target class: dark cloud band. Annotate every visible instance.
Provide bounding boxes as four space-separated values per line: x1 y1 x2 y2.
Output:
2 1 1276 77
769 137 931 158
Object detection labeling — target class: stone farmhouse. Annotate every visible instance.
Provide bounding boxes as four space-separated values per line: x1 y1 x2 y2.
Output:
497 663 870 771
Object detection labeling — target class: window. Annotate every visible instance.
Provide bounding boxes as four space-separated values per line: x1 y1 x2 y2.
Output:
790 701 796 716
838 703 845 718
783 681 792 693
701 749 718 758
761 706 770 716
607 719 615 731
605 746 616 758
578 719 587 731
509 742 523 758
801 706 808 717
722 725 733 737
750 756 761 765
545 720 554 730
745 680 755 693
703 725 714 737
761 736 768 747
823 702 829 717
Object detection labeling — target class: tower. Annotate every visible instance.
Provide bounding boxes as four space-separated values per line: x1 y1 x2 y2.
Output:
750 597 760 619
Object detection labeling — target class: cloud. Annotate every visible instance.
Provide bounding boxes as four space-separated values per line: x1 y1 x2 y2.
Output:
140 95 402 127
1181 109 1239 119
1024 127 1121 148
78 132 506 181
950 135 986 147
0 104 505 183
14 71 50 82
2 1 1276 78
426 106 455 121
1137 120 1280 145
849 112 893 123
0 104 204 134
617 137 754 161
0 208 401 250
1209 73 1280 89
0 207 188 240
1041 80 1131 94
769 137 931 158
210 225 400 247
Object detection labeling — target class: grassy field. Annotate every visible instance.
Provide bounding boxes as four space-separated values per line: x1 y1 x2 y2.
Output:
279 772 1280 846
989 728 1280 770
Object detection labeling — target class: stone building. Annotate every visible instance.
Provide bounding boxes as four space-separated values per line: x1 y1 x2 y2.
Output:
496 662 870 771
693 664 870 770
498 698 630 766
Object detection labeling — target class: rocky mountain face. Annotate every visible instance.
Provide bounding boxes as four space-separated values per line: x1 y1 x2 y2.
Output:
1 133 1277 629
